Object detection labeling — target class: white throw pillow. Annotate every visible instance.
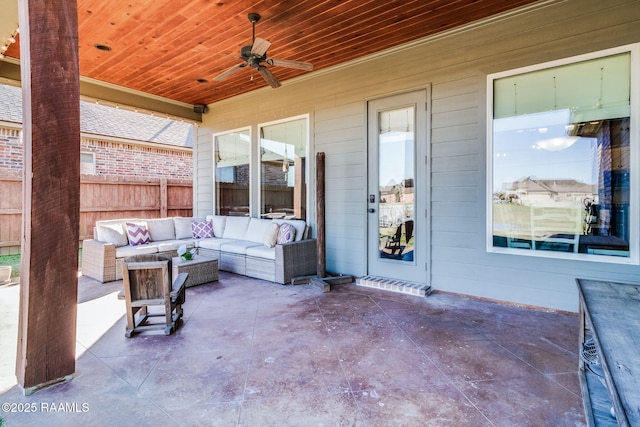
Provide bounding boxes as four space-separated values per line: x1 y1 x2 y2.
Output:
262 223 280 248
96 223 128 247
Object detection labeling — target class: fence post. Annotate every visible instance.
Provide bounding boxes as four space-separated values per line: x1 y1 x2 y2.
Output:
160 178 168 217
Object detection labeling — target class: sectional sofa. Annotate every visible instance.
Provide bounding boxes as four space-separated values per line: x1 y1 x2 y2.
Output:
82 215 317 284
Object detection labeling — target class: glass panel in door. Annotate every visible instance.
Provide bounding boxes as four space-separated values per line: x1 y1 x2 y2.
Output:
378 107 415 262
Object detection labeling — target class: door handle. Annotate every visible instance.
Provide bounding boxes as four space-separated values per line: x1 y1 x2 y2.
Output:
368 208 375 213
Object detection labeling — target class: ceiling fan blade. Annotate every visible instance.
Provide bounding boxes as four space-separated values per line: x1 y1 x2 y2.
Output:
269 58 314 71
214 63 245 81
257 66 281 88
251 37 271 56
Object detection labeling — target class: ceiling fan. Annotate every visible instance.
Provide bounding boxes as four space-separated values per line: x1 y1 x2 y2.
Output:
213 13 314 88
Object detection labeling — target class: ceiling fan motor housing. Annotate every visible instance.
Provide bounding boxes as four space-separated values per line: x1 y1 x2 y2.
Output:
240 45 253 58
241 45 266 68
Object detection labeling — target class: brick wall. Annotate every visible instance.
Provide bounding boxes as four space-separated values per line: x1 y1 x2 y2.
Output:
0 125 192 179
0 127 22 171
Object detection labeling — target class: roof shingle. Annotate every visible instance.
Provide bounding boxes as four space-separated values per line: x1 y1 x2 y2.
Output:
0 83 193 148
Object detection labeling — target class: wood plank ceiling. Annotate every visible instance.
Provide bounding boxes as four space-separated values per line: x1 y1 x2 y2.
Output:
2 0 538 106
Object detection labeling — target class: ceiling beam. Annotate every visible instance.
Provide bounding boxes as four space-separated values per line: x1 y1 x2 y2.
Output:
0 58 202 121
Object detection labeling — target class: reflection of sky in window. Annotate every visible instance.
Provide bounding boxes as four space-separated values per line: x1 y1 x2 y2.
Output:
379 132 414 187
493 110 596 192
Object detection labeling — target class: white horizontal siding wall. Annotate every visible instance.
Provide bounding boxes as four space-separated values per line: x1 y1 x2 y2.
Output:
315 102 366 276
194 124 213 218
195 0 640 311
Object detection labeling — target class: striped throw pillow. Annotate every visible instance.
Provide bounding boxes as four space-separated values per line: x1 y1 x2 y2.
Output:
126 222 151 246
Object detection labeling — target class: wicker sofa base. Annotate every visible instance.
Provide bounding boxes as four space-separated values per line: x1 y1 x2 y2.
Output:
199 238 316 285
246 256 277 282
220 252 246 275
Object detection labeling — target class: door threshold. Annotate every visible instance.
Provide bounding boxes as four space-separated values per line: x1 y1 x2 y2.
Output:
356 276 431 297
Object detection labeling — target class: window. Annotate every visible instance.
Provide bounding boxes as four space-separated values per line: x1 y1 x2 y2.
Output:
80 151 95 174
488 47 635 261
259 116 308 220
214 129 250 216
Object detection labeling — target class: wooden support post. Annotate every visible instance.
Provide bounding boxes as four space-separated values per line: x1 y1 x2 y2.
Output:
316 152 326 278
16 0 80 394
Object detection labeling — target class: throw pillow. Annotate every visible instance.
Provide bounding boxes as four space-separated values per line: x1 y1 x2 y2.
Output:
276 222 295 244
192 220 214 239
96 223 128 247
262 223 280 248
126 222 151 246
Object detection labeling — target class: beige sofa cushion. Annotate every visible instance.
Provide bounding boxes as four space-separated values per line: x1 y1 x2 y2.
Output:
219 240 262 255
245 218 278 244
115 244 158 258
206 215 227 238
197 237 236 251
146 218 176 241
223 216 251 240
246 245 276 260
174 217 194 239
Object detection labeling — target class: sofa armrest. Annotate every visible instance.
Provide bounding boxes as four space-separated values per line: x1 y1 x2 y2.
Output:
81 239 117 283
275 239 317 284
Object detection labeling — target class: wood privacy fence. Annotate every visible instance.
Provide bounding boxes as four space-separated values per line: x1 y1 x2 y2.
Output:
0 172 193 255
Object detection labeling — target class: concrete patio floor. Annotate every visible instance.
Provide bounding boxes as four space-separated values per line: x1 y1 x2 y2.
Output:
0 272 585 426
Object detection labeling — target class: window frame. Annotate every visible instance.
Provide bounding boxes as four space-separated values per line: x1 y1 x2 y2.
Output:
486 43 640 264
80 151 96 174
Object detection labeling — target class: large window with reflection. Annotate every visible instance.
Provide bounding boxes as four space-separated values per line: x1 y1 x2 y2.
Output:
214 129 250 216
259 117 308 219
489 48 634 261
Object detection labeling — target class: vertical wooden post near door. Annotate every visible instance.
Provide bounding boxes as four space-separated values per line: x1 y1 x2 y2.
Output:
16 0 80 394
316 152 325 278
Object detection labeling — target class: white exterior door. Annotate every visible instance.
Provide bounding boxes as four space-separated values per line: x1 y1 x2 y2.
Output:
367 90 429 283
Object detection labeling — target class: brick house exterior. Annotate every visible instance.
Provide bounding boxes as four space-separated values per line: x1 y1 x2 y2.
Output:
0 83 193 178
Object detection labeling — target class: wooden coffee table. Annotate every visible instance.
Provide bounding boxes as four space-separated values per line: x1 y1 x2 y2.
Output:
172 255 218 288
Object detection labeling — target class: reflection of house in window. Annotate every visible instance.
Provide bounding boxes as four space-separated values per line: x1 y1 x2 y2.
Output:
508 177 595 206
